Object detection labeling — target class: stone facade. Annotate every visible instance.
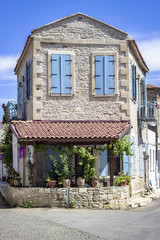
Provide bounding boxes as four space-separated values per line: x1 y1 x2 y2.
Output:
14 13 150 196
7 185 129 210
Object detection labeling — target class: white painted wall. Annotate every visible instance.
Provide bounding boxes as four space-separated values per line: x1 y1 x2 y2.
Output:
148 129 157 189
12 133 18 172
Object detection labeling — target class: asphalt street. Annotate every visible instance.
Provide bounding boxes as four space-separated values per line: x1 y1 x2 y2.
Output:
0 194 160 240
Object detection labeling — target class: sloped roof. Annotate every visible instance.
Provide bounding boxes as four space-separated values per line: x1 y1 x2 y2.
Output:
10 120 130 145
147 84 160 89
31 12 128 35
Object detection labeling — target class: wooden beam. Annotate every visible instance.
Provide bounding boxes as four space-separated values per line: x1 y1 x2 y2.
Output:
33 150 37 187
110 154 114 187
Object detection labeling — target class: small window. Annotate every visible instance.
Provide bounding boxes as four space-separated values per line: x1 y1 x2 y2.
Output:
132 65 137 100
95 55 115 95
51 54 72 95
92 52 117 96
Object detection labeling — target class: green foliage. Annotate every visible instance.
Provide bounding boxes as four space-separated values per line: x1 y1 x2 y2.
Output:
48 152 73 184
48 145 98 184
33 142 47 152
22 201 34 208
0 125 13 173
108 136 134 159
7 167 20 179
69 198 76 208
75 146 97 183
26 148 34 186
26 160 34 186
115 171 131 186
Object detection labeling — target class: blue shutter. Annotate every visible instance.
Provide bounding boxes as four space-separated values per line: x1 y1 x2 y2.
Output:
132 136 136 176
51 54 61 94
61 55 71 94
123 152 130 175
24 62 28 102
133 66 137 100
140 140 144 176
100 147 108 176
142 77 146 105
105 55 114 94
29 58 32 97
95 56 104 95
130 60 133 98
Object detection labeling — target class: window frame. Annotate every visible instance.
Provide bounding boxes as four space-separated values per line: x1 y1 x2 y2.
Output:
92 51 118 97
48 51 75 96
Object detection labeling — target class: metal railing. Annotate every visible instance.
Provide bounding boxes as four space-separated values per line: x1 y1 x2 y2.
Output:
6 101 18 121
138 102 156 120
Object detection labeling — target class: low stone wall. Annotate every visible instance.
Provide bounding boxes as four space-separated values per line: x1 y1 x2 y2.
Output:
7 186 129 209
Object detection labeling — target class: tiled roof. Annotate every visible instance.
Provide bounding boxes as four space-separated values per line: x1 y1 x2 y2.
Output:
10 120 130 145
147 84 160 89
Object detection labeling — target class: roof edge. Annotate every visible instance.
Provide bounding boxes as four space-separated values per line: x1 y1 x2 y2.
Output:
129 39 149 72
14 35 32 73
31 12 128 36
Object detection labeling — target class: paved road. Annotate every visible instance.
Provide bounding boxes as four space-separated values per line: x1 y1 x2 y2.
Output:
1 194 160 240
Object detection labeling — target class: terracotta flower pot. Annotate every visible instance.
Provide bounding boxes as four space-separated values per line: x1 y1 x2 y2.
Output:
91 179 99 187
62 179 70 188
119 181 127 187
14 179 20 187
77 178 85 188
48 180 57 188
9 179 14 187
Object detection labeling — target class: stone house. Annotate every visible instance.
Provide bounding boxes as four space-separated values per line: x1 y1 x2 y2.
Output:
9 13 155 197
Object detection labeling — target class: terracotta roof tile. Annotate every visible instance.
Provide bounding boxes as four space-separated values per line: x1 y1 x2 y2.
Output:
147 84 160 89
10 120 130 144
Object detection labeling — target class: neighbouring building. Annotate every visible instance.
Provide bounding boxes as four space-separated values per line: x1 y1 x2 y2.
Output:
147 84 160 188
7 13 157 197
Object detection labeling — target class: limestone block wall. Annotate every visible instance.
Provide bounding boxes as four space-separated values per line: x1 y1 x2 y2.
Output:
16 41 33 120
29 15 130 121
7 186 129 209
128 48 147 195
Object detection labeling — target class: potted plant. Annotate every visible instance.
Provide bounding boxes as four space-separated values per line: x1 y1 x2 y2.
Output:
59 153 71 188
48 153 73 188
13 172 21 187
46 177 57 188
89 168 99 187
77 176 85 187
115 171 131 187
91 176 99 187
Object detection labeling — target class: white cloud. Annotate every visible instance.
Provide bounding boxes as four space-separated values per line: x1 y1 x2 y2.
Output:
0 98 17 103
0 55 19 82
137 38 160 72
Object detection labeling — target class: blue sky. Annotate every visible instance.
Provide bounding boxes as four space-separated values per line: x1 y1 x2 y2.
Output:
0 0 160 120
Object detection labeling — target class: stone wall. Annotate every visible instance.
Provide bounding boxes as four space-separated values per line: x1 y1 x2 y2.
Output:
7 186 129 209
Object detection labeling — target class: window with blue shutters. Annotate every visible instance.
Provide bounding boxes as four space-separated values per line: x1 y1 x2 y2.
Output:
24 62 28 103
51 54 71 95
130 60 133 98
95 55 115 95
29 58 32 97
123 152 130 175
131 64 137 100
18 80 22 114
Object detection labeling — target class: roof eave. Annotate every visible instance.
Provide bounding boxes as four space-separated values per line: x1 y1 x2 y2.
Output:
128 39 149 73
14 35 33 74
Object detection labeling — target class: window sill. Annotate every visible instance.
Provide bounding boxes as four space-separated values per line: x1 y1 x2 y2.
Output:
92 93 118 98
50 93 74 97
